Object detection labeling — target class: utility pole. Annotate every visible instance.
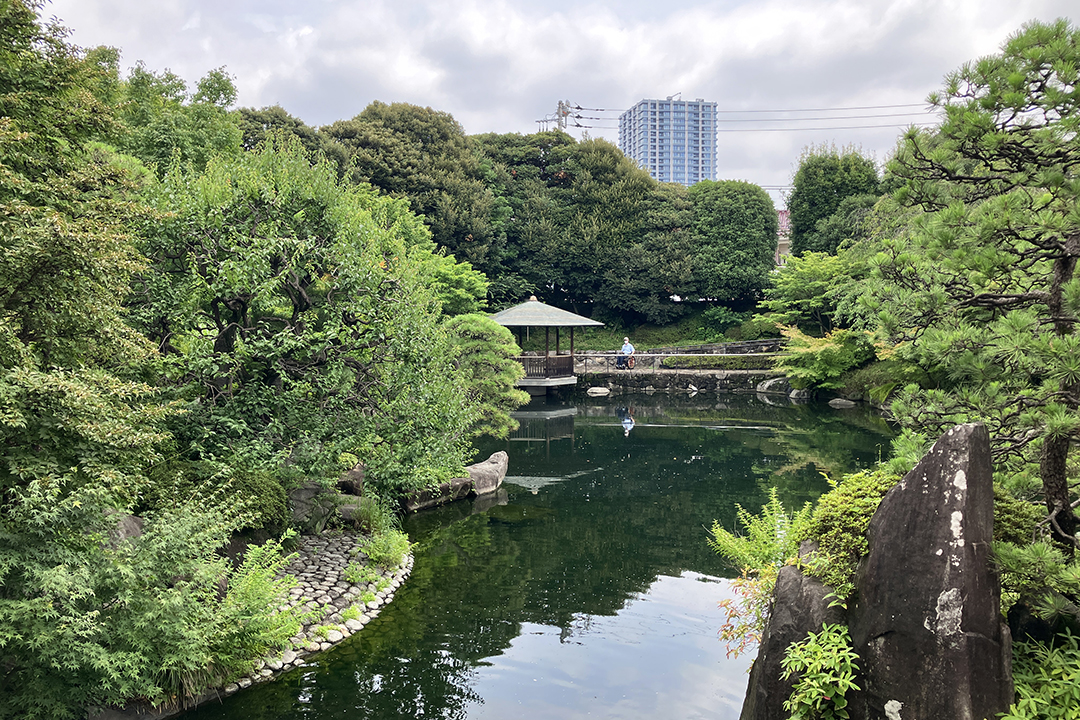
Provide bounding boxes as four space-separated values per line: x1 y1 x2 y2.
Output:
536 100 573 132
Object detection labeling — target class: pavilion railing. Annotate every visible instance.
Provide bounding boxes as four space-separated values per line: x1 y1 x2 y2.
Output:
517 355 575 378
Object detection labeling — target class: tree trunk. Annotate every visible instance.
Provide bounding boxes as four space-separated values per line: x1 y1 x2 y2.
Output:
1043 247 1080 553
1040 433 1077 553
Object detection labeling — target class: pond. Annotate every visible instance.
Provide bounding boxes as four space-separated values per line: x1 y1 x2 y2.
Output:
186 392 893 720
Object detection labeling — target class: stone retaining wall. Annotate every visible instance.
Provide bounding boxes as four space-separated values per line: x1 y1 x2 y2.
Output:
580 367 785 394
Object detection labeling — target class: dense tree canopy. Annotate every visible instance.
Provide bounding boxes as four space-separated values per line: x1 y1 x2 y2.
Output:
687 180 778 303
869 18 1080 549
788 145 879 255
131 138 483 494
474 131 701 323
322 102 508 275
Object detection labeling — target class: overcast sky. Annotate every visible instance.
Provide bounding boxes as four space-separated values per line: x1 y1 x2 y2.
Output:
42 0 1076 205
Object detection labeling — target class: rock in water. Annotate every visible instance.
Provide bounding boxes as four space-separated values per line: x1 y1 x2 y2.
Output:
849 422 1012 720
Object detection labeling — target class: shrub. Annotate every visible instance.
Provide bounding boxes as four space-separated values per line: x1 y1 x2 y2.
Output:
798 469 898 603
776 326 878 390
725 316 783 342
661 354 777 370
1001 632 1080 720
709 488 813 654
361 529 412 570
343 562 382 586
341 605 363 622
781 623 862 720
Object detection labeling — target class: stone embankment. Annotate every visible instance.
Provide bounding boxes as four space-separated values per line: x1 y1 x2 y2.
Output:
91 533 412 720
222 532 412 693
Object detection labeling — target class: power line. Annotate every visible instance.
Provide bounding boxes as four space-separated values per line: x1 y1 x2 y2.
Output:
714 102 928 114
716 121 938 132
715 111 938 123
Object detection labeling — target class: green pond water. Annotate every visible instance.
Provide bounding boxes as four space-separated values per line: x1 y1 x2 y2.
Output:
185 392 893 720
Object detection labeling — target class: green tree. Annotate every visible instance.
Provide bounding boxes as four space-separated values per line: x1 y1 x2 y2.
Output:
238 104 326 156
474 131 689 322
870 18 1080 549
1 5 298 716
112 62 242 175
687 179 778 303
760 252 853 335
442 314 529 439
129 138 480 495
788 145 879 255
321 102 507 275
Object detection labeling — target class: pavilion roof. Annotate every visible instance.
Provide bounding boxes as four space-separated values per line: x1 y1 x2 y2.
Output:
490 297 604 328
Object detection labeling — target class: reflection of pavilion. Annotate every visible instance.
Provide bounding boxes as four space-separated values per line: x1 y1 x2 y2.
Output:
508 407 577 457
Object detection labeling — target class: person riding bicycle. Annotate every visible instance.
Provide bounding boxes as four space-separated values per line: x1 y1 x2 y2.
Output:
616 337 635 369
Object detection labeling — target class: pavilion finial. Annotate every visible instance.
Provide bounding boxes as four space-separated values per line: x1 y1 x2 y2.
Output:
528 295 538 301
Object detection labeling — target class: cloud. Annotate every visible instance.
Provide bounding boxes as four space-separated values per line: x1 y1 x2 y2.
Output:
42 0 1079 199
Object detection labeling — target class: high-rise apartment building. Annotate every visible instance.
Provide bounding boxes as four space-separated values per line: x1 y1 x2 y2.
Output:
618 97 717 186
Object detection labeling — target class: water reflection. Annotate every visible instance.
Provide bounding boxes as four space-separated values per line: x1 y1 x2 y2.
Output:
185 393 892 720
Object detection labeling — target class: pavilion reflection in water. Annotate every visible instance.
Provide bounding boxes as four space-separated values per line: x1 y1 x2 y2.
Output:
507 407 577 457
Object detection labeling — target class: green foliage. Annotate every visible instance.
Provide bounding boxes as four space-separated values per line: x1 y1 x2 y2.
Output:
342 492 397 536
341 605 363 622
759 251 865 335
788 144 879 256
475 131 691 323
776 327 878 390
870 19 1080 547
1002 632 1080 720
709 489 812 649
995 541 1080 631
0 498 304 718
709 488 812 574
660 354 776 370
798 470 898 602
361 529 413 571
442 313 529 439
111 62 242 175
687 180 778 303
421 252 489 316
132 137 479 496
994 485 1042 545
781 623 862 720
343 562 382 587
322 102 506 275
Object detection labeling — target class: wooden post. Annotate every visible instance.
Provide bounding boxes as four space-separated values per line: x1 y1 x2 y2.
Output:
556 327 561 355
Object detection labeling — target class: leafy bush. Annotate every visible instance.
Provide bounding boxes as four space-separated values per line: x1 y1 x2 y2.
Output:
342 605 363 622
341 491 397 536
994 485 1041 545
709 488 812 654
776 327 878 390
696 306 750 341
1001 632 1080 720
725 316 784 342
343 562 382 586
781 623 862 720
798 470 898 603
361 529 412 570
661 354 777 370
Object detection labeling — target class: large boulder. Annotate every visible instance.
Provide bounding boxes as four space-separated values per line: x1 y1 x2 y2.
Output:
287 481 340 534
848 422 1013 719
401 452 510 513
468 451 508 496
740 542 846 720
